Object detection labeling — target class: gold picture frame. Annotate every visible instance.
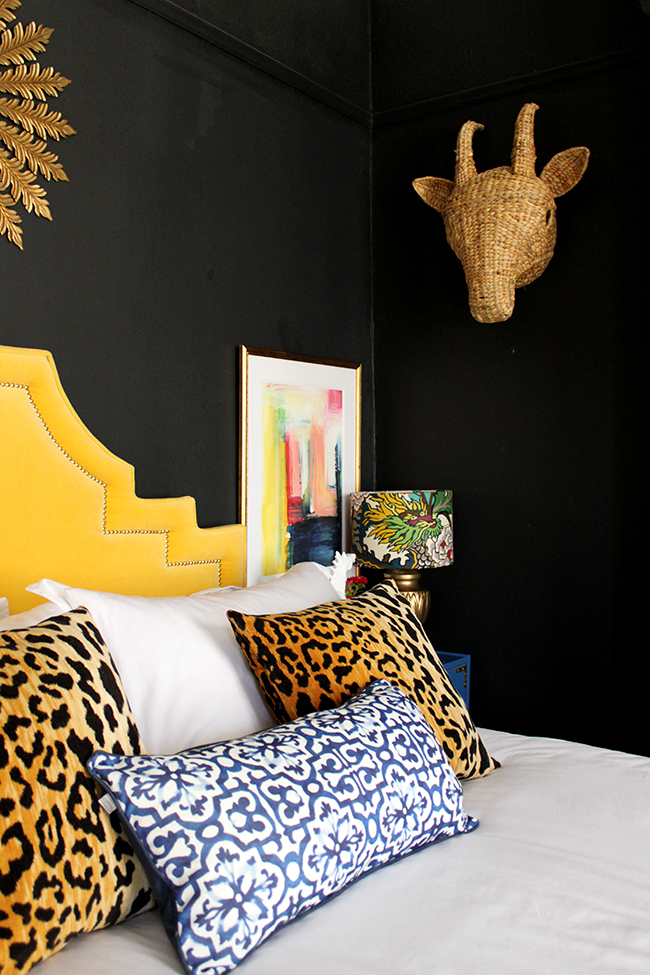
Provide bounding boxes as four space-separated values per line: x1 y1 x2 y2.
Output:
240 346 361 586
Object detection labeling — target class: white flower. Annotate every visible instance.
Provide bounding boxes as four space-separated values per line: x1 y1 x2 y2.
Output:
427 526 453 566
328 552 356 598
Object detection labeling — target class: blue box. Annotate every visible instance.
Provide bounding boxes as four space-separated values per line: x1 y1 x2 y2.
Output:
438 652 471 709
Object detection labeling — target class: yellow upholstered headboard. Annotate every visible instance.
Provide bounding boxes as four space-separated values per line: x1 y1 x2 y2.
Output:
1 345 245 614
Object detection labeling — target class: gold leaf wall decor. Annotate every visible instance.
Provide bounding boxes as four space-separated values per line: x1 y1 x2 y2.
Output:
0 0 74 249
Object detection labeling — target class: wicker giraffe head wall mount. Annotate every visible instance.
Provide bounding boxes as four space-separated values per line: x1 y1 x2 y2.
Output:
413 104 589 322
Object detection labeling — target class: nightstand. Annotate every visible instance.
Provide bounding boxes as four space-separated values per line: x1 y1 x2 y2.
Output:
438 652 471 709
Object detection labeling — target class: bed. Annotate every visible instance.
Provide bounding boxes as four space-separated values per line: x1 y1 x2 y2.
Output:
2 344 649 975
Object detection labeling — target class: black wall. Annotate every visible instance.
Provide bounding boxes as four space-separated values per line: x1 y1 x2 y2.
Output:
370 0 648 112
1 0 373 528
371 4 649 752
3 0 648 753
137 0 372 109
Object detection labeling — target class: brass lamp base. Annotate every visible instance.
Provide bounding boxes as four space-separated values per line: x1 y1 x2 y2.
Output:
383 568 430 623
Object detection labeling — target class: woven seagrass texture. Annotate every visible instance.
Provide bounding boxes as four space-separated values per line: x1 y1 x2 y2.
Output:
413 103 589 323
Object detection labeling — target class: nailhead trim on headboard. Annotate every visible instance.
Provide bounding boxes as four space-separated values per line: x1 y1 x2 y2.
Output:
1 381 221 581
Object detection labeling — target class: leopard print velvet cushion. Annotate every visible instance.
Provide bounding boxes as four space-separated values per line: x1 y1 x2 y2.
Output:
0 608 153 975
228 581 498 779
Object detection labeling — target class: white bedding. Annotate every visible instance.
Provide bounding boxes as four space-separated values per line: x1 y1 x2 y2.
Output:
36 728 650 975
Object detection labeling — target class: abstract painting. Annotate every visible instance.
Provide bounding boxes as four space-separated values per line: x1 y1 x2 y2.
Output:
241 348 361 585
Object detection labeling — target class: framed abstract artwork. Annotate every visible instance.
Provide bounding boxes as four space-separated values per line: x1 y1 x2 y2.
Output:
240 347 361 585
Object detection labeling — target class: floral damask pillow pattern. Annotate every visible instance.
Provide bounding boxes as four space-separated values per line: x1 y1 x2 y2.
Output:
87 680 478 975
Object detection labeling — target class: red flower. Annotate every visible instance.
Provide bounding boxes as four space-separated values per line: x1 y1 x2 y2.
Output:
345 576 368 598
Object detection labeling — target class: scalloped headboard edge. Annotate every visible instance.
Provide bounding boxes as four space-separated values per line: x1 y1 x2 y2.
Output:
1 345 245 614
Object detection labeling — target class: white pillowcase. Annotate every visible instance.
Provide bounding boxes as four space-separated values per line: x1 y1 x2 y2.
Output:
0 600 63 632
0 597 8 620
27 563 340 756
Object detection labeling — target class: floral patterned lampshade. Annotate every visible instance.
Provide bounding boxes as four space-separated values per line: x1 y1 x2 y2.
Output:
350 491 453 571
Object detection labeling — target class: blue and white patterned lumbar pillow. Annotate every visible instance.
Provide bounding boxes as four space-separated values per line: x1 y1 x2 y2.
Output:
87 680 478 975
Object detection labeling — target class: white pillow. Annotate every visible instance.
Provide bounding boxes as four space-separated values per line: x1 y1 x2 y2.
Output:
0 597 8 620
27 563 340 756
0 600 62 632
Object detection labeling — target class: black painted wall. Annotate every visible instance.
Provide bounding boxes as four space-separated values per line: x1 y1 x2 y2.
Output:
145 0 372 109
3 0 648 753
370 0 648 112
371 14 649 752
1 0 373 528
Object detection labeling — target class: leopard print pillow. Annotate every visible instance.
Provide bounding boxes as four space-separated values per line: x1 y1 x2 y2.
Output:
0 608 153 975
228 580 498 779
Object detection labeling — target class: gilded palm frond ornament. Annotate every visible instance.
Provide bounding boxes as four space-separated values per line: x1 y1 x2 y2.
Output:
0 0 74 249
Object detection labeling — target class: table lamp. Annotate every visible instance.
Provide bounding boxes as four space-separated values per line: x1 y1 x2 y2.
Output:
350 490 453 622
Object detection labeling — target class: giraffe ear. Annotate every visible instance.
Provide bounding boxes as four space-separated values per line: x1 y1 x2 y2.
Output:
413 177 454 212
540 147 590 197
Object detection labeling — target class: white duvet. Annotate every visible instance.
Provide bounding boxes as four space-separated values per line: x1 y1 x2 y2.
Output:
36 729 650 975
